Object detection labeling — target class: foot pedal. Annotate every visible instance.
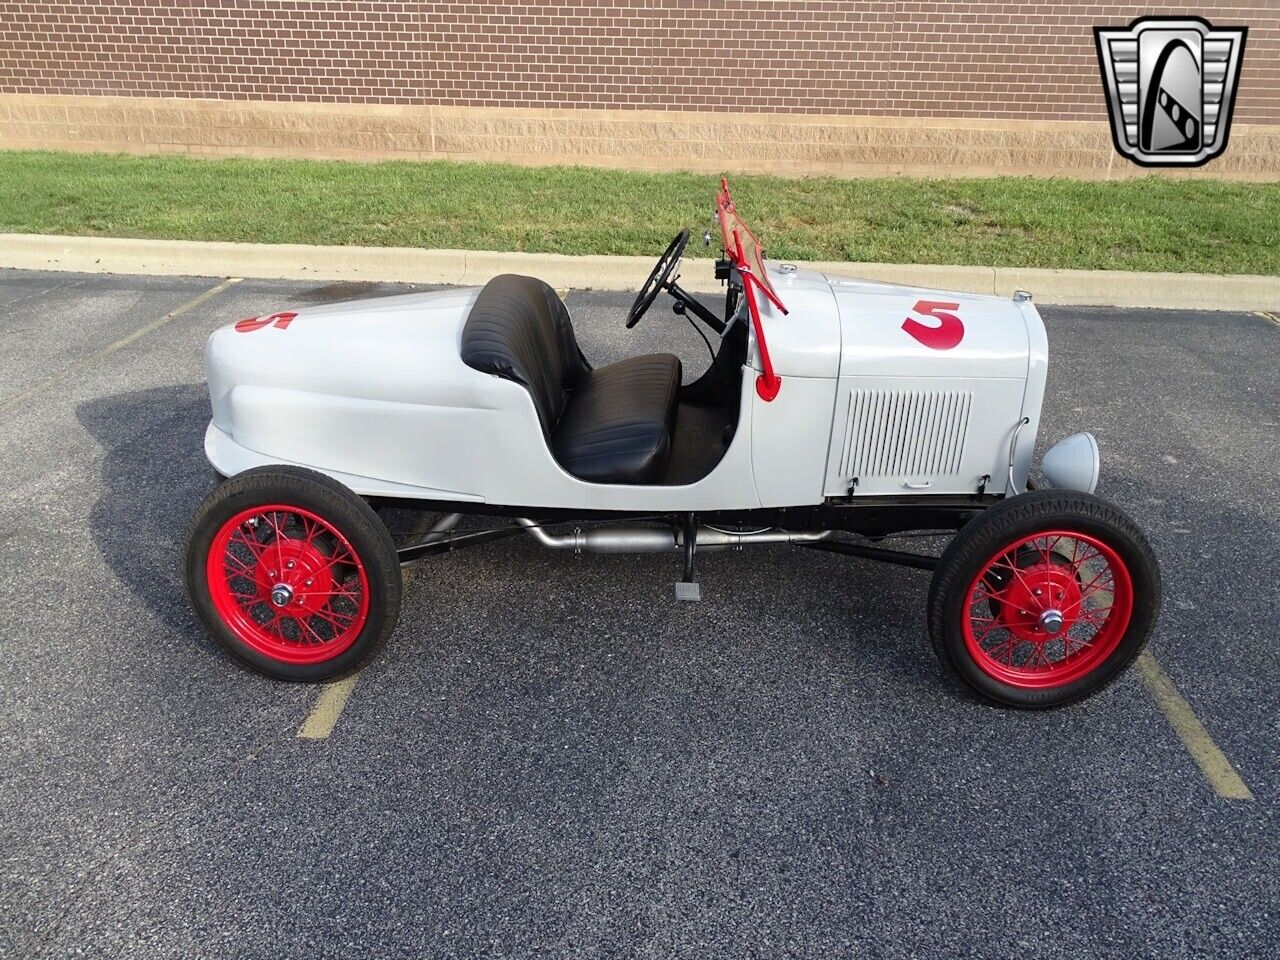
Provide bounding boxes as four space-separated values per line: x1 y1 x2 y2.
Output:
674 581 701 602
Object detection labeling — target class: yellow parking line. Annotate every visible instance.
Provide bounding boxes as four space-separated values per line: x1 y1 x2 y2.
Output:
0 276 242 415
296 673 361 739
1137 651 1253 800
295 509 444 739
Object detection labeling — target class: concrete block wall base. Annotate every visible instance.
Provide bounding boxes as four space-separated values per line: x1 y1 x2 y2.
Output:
3 95 1280 181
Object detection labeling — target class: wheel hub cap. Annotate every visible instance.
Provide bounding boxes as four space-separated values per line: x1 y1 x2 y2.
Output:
250 537 340 617
996 561 1083 642
1039 608 1065 634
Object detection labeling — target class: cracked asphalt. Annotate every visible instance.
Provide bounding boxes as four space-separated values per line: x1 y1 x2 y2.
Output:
1 268 1277 959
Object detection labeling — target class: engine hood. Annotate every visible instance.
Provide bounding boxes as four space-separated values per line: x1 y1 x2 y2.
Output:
747 263 1040 383
824 272 1035 381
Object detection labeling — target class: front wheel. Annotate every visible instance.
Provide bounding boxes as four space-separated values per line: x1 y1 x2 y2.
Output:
927 491 1160 708
182 466 402 681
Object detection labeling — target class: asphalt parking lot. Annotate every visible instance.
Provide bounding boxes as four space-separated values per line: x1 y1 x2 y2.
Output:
2 268 1278 959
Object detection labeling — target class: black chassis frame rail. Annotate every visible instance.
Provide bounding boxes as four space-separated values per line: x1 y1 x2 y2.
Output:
378 494 998 568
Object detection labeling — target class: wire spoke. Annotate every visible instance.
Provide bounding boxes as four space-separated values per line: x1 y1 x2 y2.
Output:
308 548 356 582
973 620 1009 645
1005 563 1042 603
1077 613 1111 634
295 615 329 646
303 588 361 600
261 511 290 575
1064 581 1115 615
1060 632 1095 657
1077 563 1113 594
1040 536 1057 569
301 515 321 551
224 552 257 576
232 529 268 562
311 606 356 632
984 635 1020 664
1077 581 1116 606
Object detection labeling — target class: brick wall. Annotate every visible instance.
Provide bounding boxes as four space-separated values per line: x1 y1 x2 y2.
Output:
1 1 1275 122
1 2 1277 179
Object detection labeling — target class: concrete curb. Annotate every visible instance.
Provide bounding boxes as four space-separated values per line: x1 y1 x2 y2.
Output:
2 233 1277 311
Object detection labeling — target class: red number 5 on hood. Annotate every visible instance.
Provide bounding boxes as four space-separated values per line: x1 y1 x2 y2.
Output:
902 300 964 351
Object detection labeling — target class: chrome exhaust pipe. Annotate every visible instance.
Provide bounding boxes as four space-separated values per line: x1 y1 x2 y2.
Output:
516 518 677 553
685 527 830 550
516 519 829 554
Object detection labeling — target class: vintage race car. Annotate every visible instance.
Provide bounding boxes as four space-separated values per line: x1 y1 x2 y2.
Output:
182 179 1160 708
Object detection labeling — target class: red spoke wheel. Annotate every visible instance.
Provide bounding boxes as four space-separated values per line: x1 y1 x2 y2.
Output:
928 491 1159 709
965 532 1132 689
183 466 401 681
207 504 371 665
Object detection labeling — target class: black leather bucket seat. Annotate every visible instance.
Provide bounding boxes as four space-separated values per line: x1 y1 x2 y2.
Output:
461 274 682 484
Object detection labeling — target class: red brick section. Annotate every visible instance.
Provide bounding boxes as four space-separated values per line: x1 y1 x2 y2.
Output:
0 1 1276 123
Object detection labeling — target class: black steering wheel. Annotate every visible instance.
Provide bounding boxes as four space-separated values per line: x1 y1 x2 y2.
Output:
626 228 689 329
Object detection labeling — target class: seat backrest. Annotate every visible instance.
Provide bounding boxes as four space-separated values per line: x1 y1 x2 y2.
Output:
461 274 588 433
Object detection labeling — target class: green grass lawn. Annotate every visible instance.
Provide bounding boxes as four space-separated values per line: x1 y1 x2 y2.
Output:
1 150 1276 274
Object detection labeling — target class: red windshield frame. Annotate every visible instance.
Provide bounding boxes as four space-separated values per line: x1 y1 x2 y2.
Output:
716 177 787 401
715 178 779 300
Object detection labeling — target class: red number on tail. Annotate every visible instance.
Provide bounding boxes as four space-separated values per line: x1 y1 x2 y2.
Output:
235 311 298 333
902 300 963 351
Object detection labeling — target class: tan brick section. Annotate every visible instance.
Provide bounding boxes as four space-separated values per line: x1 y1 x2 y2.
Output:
0 2 1277 179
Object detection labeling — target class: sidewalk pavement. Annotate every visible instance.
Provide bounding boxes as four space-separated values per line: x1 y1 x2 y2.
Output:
3 233 1277 311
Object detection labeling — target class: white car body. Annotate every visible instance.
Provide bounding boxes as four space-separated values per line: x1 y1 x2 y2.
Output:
203 261 1048 511
186 181 1152 708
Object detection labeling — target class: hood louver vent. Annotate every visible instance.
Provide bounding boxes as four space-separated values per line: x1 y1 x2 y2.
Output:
839 388 972 480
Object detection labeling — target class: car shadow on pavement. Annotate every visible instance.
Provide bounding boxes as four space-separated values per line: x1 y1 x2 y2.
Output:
77 383 222 652
72 384 1228 716
69 382 971 702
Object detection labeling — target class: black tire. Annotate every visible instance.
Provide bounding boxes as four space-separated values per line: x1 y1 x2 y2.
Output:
927 490 1160 709
182 465 402 682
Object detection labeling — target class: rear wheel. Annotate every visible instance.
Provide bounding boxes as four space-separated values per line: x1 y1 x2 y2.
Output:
182 466 402 681
928 491 1160 708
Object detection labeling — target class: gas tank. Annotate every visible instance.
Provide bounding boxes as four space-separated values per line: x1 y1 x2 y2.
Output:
750 262 842 378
